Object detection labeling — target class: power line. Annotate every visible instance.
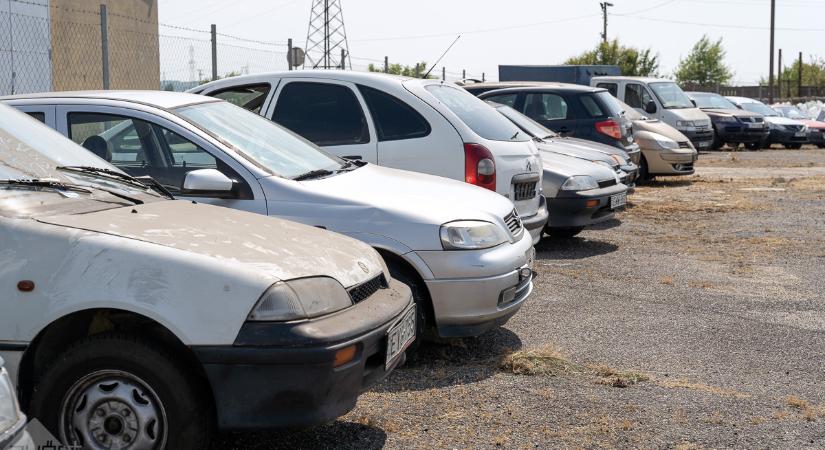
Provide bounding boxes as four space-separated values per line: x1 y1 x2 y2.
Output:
613 14 825 32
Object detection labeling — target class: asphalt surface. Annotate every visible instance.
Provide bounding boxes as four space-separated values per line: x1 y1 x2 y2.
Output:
213 149 825 449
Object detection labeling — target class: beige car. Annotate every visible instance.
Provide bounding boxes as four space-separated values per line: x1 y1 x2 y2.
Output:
613 98 698 180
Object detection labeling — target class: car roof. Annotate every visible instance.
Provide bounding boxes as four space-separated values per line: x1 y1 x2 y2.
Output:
1 90 217 110
195 69 416 92
725 96 760 104
591 76 673 84
473 82 604 94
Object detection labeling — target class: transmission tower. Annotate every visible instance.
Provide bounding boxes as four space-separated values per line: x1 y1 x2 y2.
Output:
304 0 351 69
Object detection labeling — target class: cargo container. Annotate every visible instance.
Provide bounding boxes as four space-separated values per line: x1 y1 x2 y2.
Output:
498 65 621 86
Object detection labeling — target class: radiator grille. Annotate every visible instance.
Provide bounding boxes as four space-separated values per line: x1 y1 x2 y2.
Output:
348 274 388 304
598 179 617 188
504 209 523 236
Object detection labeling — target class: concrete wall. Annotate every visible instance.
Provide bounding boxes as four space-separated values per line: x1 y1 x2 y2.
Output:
0 0 52 95
50 0 159 90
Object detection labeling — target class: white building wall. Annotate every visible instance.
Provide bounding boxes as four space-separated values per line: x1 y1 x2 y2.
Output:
0 0 52 95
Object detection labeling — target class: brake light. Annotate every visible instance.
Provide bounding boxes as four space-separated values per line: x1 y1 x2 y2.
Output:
464 143 496 191
595 119 622 140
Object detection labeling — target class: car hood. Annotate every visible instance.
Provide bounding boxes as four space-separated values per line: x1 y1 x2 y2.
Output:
35 200 383 288
667 108 710 122
540 151 617 181
632 119 690 143
701 108 762 119
797 119 825 129
763 116 802 126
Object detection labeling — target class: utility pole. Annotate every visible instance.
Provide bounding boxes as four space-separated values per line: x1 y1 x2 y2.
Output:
600 2 614 43
768 0 775 103
798 52 803 98
778 49 783 100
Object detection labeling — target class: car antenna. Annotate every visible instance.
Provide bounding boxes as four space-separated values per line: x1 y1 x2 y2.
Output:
422 35 461 80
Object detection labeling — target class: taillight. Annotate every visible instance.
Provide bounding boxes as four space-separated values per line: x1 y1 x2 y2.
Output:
464 143 496 191
595 119 622 140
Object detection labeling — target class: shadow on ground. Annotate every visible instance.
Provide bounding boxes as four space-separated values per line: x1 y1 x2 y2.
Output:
373 326 523 393
211 422 386 450
535 235 619 260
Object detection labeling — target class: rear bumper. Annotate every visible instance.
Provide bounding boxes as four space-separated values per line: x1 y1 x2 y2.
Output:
809 131 825 145
521 195 549 244
193 279 414 430
770 129 808 145
624 143 642 165
417 231 535 338
715 125 770 143
546 184 626 228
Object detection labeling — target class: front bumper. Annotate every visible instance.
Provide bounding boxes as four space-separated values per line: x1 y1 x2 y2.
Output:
416 230 535 338
809 130 825 146
546 183 627 228
645 148 698 176
770 128 808 145
680 128 714 149
715 124 770 144
521 195 549 244
193 279 414 430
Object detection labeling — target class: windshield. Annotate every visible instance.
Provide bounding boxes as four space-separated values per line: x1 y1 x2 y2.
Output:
776 106 807 119
691 93 737 110
175 102 344 179
0 103 164 217
740 101 779 117
649 82 695 109
493 103 557 139
425 84 530 142
604 95 645 120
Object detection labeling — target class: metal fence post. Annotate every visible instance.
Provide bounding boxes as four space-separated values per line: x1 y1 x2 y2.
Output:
210 24 218 81
287 38 293 71
442 67 445 81
384 56 388 73
462 69 466 80
482 73 485 82
100 4 110 89
415 63 420 78
340 48 346 70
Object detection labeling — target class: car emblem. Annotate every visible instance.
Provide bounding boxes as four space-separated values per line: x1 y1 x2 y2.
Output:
526 161 532 172
358 261 369 273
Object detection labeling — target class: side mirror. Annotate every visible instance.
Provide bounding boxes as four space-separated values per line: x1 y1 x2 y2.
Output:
182 169 235 197
690 99 697 107
644 101 657 114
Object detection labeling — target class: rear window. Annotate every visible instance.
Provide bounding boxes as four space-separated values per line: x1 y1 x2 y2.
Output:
425 84 528 142
594 91 624 117
358 85 431 141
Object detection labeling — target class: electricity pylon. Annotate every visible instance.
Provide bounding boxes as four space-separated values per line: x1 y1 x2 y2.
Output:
304 0 351 69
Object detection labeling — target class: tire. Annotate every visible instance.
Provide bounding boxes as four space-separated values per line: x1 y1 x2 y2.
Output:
29 333 212 450
638 155 650 183
784 144 802 150
710 131 723 150
817 144 825 149
545 226 584 239
744 142 760 151
385 260 431 348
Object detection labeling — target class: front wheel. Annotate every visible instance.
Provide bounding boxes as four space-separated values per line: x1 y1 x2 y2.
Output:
745 142 760 151
29 333 212 450
638 155 650 183
545 226 584 239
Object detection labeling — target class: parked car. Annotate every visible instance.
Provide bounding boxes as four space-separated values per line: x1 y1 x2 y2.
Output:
1 357 33 449
609 97 698 179
5 91 536 340
591 76 714 150
773 104 825 148
490 102 629 238
467 82 642 164
0 103 416 447
685 92 769 150
190 71 548 243
726 97 809 149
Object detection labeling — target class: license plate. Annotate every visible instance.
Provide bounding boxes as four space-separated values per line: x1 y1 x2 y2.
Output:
795 132 807 138
610 192 627 209
697 141 710 148
746 123 762 129
386 306 416 369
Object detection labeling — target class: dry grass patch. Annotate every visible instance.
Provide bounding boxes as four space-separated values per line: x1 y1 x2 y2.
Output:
590 364 651 388
500 345 580 376
784 395 824 422
656 378 750 398
659 276 674 285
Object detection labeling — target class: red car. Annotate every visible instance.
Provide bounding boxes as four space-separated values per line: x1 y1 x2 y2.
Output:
774 105 825 148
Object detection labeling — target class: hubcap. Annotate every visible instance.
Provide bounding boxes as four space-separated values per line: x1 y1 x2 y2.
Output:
60 370 168 450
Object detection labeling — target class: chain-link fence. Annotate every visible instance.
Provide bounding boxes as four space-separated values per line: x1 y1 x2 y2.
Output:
1 0 485 95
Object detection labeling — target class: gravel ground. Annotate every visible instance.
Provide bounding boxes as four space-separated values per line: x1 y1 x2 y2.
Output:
213 149 825 450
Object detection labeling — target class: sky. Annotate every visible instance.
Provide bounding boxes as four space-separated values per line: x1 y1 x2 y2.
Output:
157 0 824 85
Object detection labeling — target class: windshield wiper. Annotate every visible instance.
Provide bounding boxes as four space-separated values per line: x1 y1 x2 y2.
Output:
58 166 172 199
292 169 334 181
532 136 546 144
511 131 521 140
1 178 92 194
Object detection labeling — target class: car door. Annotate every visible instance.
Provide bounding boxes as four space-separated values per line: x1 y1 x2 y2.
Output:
13 104 56 126
54 105 267 214
520 91 580 137
264 79 378 163
624 83 657 117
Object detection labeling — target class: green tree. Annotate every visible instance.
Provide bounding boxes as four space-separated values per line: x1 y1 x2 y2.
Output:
774 57 825 97
368 61 436 78
564 39 659 77
674 35 733 87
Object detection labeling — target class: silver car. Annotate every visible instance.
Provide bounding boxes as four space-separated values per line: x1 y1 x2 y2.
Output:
5 91 536 339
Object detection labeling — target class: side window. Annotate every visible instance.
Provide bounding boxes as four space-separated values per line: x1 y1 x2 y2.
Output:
357 84 430 141
625 84 652 109
27 112 46 123
579 95 605 118
272 82 369 146
67 112 231 195
596 83 618 97
209 84 270 113
484 93 518 108
523 93 568 121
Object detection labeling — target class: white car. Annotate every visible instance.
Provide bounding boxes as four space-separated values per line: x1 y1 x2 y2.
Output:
5 91 536 340
727 96 809 149
190 70 549 243
0 103 415 447
1 357 33 449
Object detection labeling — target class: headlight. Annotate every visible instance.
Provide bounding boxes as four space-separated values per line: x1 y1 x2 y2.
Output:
772 123 786 130
440 220 508 250
248 277 352 321
654 137 680 150
0 366 21 437
716 116 737 123
561 175 599 191
801 125 809 132
676 120 694 128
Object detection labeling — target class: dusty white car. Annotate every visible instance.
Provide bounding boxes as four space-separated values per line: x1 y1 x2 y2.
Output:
6 91 536 339
190 71 549 243
0 104 415 447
